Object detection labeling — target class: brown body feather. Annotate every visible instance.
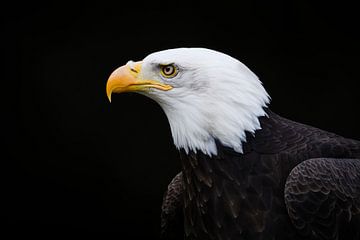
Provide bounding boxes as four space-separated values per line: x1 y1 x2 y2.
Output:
161 110 360 240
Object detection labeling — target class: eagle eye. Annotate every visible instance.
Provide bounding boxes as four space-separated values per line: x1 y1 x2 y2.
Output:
160 64 178 78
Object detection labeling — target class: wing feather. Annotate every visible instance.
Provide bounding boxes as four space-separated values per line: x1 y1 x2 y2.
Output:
285 158 360 240
161 172 184 240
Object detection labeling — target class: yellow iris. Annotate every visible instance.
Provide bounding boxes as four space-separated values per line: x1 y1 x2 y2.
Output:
160 64 178 78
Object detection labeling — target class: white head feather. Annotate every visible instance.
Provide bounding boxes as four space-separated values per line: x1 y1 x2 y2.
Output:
135 48 270 156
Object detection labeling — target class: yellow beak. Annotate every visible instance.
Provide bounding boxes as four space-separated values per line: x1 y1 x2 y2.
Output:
106 61 173 102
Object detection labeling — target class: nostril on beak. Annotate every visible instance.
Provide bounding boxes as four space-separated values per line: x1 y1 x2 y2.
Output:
126 60 138 73
130 68 138 73
125 60 142 76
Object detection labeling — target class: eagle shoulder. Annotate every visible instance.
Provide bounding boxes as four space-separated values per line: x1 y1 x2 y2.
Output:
251 110 360 159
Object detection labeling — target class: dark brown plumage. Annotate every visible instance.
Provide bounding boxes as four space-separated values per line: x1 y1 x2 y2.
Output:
161 110 360 240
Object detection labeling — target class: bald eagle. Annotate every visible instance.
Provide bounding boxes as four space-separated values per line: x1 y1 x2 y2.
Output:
106 48 360 240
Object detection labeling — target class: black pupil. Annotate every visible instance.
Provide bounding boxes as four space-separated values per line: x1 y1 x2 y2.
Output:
164 66 173 75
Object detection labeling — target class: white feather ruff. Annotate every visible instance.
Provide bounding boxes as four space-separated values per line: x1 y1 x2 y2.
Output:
138 48 270 156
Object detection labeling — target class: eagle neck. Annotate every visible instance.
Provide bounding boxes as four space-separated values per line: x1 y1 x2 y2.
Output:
177 110 286 239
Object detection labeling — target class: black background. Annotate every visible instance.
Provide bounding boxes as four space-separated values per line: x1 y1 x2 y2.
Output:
3 1 360 238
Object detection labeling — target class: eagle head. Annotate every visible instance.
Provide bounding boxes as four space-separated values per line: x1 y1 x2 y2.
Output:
106 48 270 156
